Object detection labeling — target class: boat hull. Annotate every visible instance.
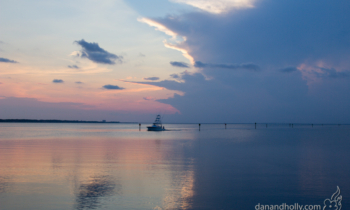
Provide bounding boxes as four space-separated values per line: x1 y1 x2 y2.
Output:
147 126 165 131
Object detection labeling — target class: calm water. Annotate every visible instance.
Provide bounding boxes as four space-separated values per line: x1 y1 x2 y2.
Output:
0 123 349 210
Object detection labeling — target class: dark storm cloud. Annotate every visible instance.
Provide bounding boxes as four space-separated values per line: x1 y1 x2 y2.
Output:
68 65 79 69
170 61 190 68
194 61 260 71
131 0 350 123
53 79 64 83
143 77 159 81
74 39 122 64
279 67 298 73
103 84 124 90
154 0 350 70
0 57 18 63
137 70 350 123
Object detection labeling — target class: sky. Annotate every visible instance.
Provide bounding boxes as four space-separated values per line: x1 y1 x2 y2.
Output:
0 0 350 123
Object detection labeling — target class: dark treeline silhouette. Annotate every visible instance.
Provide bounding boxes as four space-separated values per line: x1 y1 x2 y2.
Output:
0 119 119 123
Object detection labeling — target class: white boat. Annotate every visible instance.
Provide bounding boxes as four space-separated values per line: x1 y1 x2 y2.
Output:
147 115 165 131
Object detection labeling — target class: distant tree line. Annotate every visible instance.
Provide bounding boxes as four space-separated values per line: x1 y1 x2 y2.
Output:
0 119 119 123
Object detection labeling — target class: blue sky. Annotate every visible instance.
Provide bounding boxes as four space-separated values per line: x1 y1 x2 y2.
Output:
1 0 349 123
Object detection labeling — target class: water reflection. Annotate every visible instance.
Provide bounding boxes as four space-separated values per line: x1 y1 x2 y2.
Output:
0 124 349 210
75 175 121 210
187 127 350 209
159 164 195 210
0 176 11 194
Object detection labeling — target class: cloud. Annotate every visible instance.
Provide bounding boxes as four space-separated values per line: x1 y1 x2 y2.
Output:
153 0 350 74
75 81 83 84
170 61 190 68
318 68 349 79
170 74 180 79
135 69 350 123
138 18 179 39
143 77 160 81
143 97 155 101
127 0 350 123
103 84 124 90
279 67 298 73
138 18 195 64
163 41 195 64
171 0 255 14
74 39 122 64
52 79 64 83
0 57 18 63
68 65 79 69
194 61 260 71
128 72 207 92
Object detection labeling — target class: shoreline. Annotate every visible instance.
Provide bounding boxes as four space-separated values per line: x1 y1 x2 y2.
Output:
0 119 120 123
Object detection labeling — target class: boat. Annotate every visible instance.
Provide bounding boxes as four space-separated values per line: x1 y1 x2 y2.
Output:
147 115 165 131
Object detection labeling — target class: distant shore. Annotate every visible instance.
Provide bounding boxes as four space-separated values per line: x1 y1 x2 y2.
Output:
0 119 120 123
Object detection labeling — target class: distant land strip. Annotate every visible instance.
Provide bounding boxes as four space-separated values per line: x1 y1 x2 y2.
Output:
0 119 119 123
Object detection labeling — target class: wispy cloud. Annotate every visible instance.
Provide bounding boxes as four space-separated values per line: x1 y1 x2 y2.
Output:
138 18 179 39
170 61 190 68
170 0 255 14
0 57 18 63
279 67 298 73
68 65 80 69
53 79 64 83
194 61 260 71
143 97 155 101
75 81 83 84
103 84 124 90
143 77 160 81
170 74 180 79
318 68 349 79
74 39 122 65
163 41 194 64
138 18 194 64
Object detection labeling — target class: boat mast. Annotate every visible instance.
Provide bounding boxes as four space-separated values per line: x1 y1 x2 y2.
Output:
153 115 162 126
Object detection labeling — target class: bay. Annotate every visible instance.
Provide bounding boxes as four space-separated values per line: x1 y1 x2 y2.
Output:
0 123 349 210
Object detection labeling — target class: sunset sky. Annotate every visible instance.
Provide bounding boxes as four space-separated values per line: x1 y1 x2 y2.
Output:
1 0 350 123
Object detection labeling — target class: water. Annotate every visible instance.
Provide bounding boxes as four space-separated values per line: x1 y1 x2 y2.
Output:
0 123 349 210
